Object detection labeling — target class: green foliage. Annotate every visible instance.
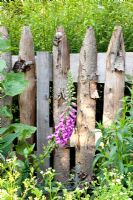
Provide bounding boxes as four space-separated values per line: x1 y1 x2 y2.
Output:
2 72 28 96
33 140 56 171
92 169 133 200
0 156 132 199
0 156 47 200
0 155 86 199
66 71 76 107
0 59 6 72
0 37 11 53
1 0 133 54
0 37 27 99
93 87 133 175
0 123 36 157
0 105 13 119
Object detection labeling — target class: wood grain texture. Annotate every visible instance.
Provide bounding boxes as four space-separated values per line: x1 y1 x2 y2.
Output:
36 52 51 170
19 26 36 142
53 27 70 182
103 26 125 127
75 27 99 180
0 26 12 127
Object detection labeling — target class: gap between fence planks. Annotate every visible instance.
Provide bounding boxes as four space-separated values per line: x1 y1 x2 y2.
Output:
19 26 36 143
0 26 12 127
53 27 70 182
103 26 125 127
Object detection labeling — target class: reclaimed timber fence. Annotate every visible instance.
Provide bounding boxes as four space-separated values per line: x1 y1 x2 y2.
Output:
1 25 133 182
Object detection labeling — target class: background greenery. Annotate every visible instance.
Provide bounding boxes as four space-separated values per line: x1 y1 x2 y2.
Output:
0 0 133 54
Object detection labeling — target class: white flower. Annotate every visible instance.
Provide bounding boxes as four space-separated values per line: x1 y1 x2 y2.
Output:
115 179 121 184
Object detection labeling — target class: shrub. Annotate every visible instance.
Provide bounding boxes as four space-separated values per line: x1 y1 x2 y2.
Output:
0 0 133 54
92 169 133 200
93 87 133 175
0 157 132 199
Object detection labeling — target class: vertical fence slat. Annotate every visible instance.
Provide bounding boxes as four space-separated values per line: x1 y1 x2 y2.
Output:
0 26 12 127
75 27 99 180
36 52 51 170
19 26 36 142
103 26 125 127
53 27 70 182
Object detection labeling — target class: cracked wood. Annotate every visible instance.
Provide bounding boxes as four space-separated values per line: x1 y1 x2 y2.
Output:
53 27 70 182
103 26 125 127
19 26 36 143
75 27 99 180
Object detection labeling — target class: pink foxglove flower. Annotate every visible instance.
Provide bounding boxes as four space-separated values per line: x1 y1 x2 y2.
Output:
47 71 77 146
47 106 77 146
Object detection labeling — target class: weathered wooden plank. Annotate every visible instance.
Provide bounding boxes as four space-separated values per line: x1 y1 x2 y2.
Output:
75 27 99 181
103 26 125 127
53 27 70 182
70 53 133 83
36 51 51 170
0 26 12 127
19 26 36 142
125 52 133 77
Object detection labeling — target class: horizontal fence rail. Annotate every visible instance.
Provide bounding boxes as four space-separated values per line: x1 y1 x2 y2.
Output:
12 52 133 83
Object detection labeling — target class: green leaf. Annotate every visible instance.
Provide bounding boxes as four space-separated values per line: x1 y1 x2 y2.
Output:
0 126 14 135
109 146 117 158
92 153 104 169
126 137 133 145
31 188 42 198
0 132 19 145
15 160 25 170
16 142 30 156
0 153 5 162
0 106 13 119
3 72 27 96
95 137 103 149
11 123 36 140
0 123 36 156
0 38 10 52
118 161 125 174
23 148 29 158
0 59 6 72
0 132 19 156
117 133 123 142
0 127 8 135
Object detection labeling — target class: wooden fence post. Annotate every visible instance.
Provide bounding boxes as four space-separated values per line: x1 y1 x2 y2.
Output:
36 52 52 170
103 26 125 127
0 26 12 127
53 27 70 182
76 27 99 180
19 26 36 142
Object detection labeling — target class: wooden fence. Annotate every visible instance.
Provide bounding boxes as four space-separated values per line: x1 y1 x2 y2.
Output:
0 25 133 182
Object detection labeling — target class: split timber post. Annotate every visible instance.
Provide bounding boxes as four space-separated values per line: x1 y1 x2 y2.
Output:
76 27 99 180
53 27 70 182
0 26 12 127
19 26 36 143
103 26 125 127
